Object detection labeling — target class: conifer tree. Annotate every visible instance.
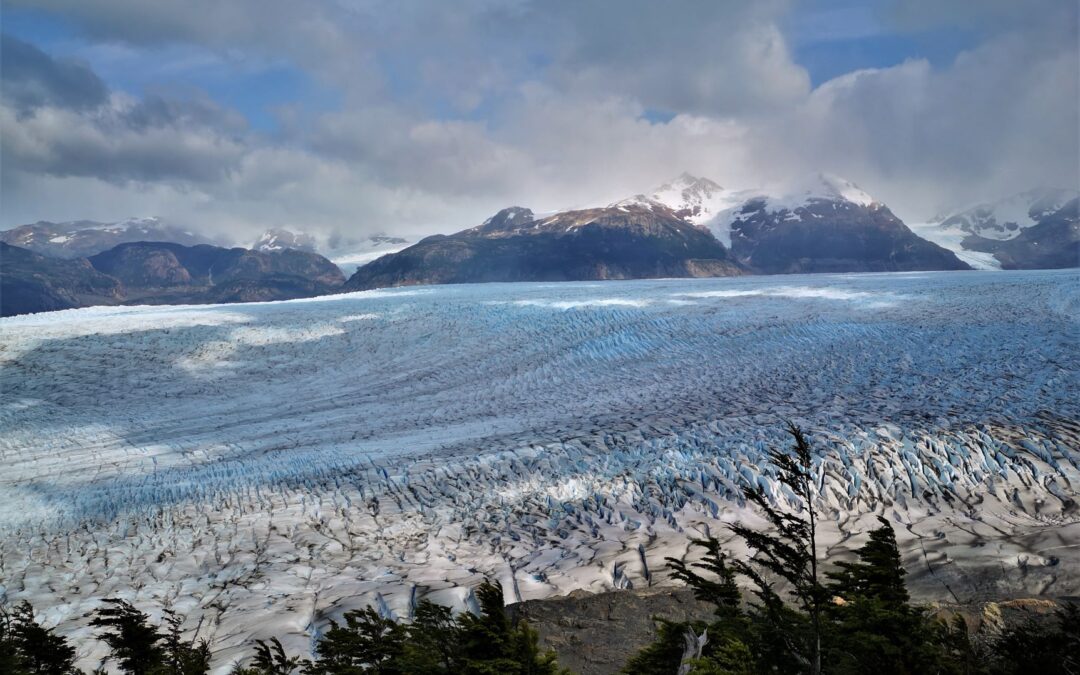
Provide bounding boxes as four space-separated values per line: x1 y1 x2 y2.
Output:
304 607 406 674
727 423 825 675
158 611 211 675
90 599 166 675
827 516 908 607
1 601 79 675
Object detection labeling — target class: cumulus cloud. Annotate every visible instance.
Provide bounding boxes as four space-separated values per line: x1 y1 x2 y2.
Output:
0 0 1076 238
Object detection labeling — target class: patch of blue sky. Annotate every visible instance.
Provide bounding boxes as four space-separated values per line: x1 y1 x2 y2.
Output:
2 7 339 133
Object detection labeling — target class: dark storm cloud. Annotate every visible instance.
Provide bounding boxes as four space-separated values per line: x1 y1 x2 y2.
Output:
1 34 108 113
0 44 247 185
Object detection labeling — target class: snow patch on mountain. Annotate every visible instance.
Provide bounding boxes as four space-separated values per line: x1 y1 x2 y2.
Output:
907 222 1002 270
936 188 1079 241
252 228 318 253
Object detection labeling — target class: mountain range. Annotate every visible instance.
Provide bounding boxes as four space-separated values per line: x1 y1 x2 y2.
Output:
0 217 223 259
345 173 969 290
3 174 1076 315
1 241 345 317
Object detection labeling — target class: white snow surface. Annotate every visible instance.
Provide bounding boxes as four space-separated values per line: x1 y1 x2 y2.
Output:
1 270 1078 671
938 188 1078 241
908 222 1003 270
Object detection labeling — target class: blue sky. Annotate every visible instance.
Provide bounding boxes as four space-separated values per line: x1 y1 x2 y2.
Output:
1 0 1076 237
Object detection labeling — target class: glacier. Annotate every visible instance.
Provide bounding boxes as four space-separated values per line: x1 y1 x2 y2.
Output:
0 269 1078 670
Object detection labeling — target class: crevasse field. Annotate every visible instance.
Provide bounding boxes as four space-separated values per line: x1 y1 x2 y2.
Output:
1 270 1078 669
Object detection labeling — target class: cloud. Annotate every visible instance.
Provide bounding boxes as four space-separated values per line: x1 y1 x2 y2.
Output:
753 20 1079 218
0 0 1076 238
1 34 108 113
0 92 248 184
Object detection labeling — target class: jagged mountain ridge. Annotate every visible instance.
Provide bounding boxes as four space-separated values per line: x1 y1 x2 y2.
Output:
346 173 970 289
955 197 1080 269
627 173 970 273
0 217 221 259
344 202 745 291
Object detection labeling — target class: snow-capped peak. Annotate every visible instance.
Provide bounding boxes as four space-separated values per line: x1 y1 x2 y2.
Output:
936 187 1079 241
785 173 875 207
253 228 318 252
647 173 730 224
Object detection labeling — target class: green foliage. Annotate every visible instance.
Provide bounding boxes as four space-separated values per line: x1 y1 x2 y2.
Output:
90 600 165 675
0 601 79 675
304 607 407 674
232 637 304 675
395 601 459 673
89 599 209 675
158 611 212 675
619 618 698 675
729 423 825 674
624 424 1077 675
666 538 741 621
684 637 755 674
296 580 565 675
827 516 908 606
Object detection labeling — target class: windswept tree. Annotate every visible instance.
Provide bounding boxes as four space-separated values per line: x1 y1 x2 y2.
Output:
90 599 209 675
0 601 79 675
90 600 165 675
292 580 565 675
727 423 826 675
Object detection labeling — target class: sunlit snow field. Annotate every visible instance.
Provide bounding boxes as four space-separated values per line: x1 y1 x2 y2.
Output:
1 270 1078 669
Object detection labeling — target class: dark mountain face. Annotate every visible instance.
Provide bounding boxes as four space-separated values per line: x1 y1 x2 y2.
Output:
0 218 218 259
344 204 744 291
959 198 1079 269
89 242 345 290
1 241 345 316
0 242 124 316
729 198 970 274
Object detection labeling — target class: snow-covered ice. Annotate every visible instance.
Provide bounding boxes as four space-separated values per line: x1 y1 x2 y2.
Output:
1 270 1078 670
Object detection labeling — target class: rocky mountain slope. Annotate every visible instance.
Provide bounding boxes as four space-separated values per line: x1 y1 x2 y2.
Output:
0 243 124 316
344 203 744 290
644 173 969 274
345 173 969 289
89 242 345 289
917 190 1079 269
0 217 219 258
723 175 970 274
1 241 345 316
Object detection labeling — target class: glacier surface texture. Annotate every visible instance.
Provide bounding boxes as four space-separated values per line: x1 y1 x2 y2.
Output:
1 270 1078 668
